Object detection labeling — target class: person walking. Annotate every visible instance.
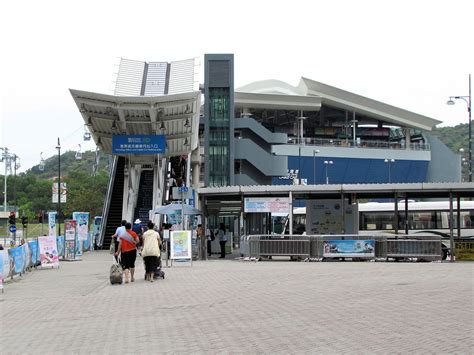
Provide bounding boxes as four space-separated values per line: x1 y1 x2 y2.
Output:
114 222 139 283
112 220 127 262
133 219 144 254
217 223 227 259
141 221 161 282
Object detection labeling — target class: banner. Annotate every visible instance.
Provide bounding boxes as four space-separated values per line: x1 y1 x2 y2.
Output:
0 250 7 290
323 240 375 258
28 240 40 266
73 212 89 241
170 231 192 260
48 211 57 237
56 236 65 257
8 244 28 274
38 236 60 267
244 197 290 213
52 182 67 203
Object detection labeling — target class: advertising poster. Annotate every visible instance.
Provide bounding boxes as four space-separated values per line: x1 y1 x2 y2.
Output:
65 220 77 241
8 245 28 274
323 240 375 258
52 182 67 203
28 240 40 266
73 212 89 241
56 236 65 257
48 211 57 237
244 197 290 213
170 231 192 260
0 250 7 290
38 236 60 267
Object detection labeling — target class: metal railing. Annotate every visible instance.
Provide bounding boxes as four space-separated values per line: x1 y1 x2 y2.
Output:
288 137 430 151
241 234 441 261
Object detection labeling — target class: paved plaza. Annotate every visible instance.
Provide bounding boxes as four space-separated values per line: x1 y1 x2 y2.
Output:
0 251 473 354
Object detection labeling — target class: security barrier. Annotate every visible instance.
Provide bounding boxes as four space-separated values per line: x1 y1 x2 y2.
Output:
386 238 442 261
241 234 442 261
258 235 310 258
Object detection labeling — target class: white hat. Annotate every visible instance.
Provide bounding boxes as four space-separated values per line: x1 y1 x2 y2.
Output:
134 219 141 224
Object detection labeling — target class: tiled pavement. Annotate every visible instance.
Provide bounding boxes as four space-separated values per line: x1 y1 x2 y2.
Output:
0 251 472 354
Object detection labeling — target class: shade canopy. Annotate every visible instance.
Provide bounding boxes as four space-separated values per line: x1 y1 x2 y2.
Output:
154 203 202 215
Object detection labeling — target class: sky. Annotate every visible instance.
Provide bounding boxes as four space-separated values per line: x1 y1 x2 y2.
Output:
1 0 473 173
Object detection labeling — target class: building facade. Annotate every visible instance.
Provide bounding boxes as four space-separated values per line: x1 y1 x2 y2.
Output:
202 58 460 187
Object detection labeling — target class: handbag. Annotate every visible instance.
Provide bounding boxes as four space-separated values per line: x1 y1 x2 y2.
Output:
109 242 115 254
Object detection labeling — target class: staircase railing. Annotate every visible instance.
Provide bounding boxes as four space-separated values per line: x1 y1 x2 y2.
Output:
98 155 118 248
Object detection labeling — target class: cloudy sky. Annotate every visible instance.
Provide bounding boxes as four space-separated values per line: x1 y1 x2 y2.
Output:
1 0 473 172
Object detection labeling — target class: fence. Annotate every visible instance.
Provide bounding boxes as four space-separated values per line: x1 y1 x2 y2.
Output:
0 233 95 292
240 234 442 261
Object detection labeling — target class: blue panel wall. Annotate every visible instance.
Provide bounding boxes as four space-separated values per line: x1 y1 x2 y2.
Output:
272 156 428 185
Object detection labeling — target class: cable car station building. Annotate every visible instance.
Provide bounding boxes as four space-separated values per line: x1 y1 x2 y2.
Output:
70 54 465 248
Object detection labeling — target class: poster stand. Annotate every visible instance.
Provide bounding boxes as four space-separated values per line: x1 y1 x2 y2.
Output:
38 236 60 269
64 220 78 261
169 230 193 267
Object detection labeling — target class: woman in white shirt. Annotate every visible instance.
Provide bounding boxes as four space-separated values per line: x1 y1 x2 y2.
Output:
141 221 161 282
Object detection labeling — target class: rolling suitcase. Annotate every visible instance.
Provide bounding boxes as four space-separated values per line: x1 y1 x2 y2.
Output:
110 263 123 285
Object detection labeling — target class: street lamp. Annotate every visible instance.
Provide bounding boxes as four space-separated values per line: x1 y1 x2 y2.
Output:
384 158 395 183
56 138 61 236
297 113 306 185
324 160 333 184
447 74 472 182
313 149 320 184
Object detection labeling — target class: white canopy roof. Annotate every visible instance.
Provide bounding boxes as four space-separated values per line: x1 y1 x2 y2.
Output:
69 89 201 158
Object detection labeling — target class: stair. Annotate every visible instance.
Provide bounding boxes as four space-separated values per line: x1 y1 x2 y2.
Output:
102 157 125 249
133 170 154 225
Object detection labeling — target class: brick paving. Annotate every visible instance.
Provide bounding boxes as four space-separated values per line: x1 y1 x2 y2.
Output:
0 251 472 354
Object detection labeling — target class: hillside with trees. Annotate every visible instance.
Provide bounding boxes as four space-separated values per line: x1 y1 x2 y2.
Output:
3 151 110 222
431 123 469 153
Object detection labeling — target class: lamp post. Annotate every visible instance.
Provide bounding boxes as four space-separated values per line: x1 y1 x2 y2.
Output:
56 138 61 236
324 160 333 184
297 114 306 185
313 149 320 184
447 74 472 182
384 158 395 183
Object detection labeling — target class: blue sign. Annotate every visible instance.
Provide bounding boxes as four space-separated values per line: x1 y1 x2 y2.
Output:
112 135 166 155
178 186 189 193
9 225 17 233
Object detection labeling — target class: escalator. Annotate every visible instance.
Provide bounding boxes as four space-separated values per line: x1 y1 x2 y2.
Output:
101 156 126 249
133 170 154 226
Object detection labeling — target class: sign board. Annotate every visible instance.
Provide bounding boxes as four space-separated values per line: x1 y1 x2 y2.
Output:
244 198 290 213
454 240 474 261
172 187 194 199
52 182 67 203
112 135 166 154
170 230 192 260
38 236 60 268
323 240 375 258
9 225 17 233
306 199 357 234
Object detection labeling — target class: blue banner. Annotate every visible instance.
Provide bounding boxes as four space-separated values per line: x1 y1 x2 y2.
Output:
323 240 375 258
28 240 40 266
8 245 27 274
56 236 65 257
112 135 166 155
